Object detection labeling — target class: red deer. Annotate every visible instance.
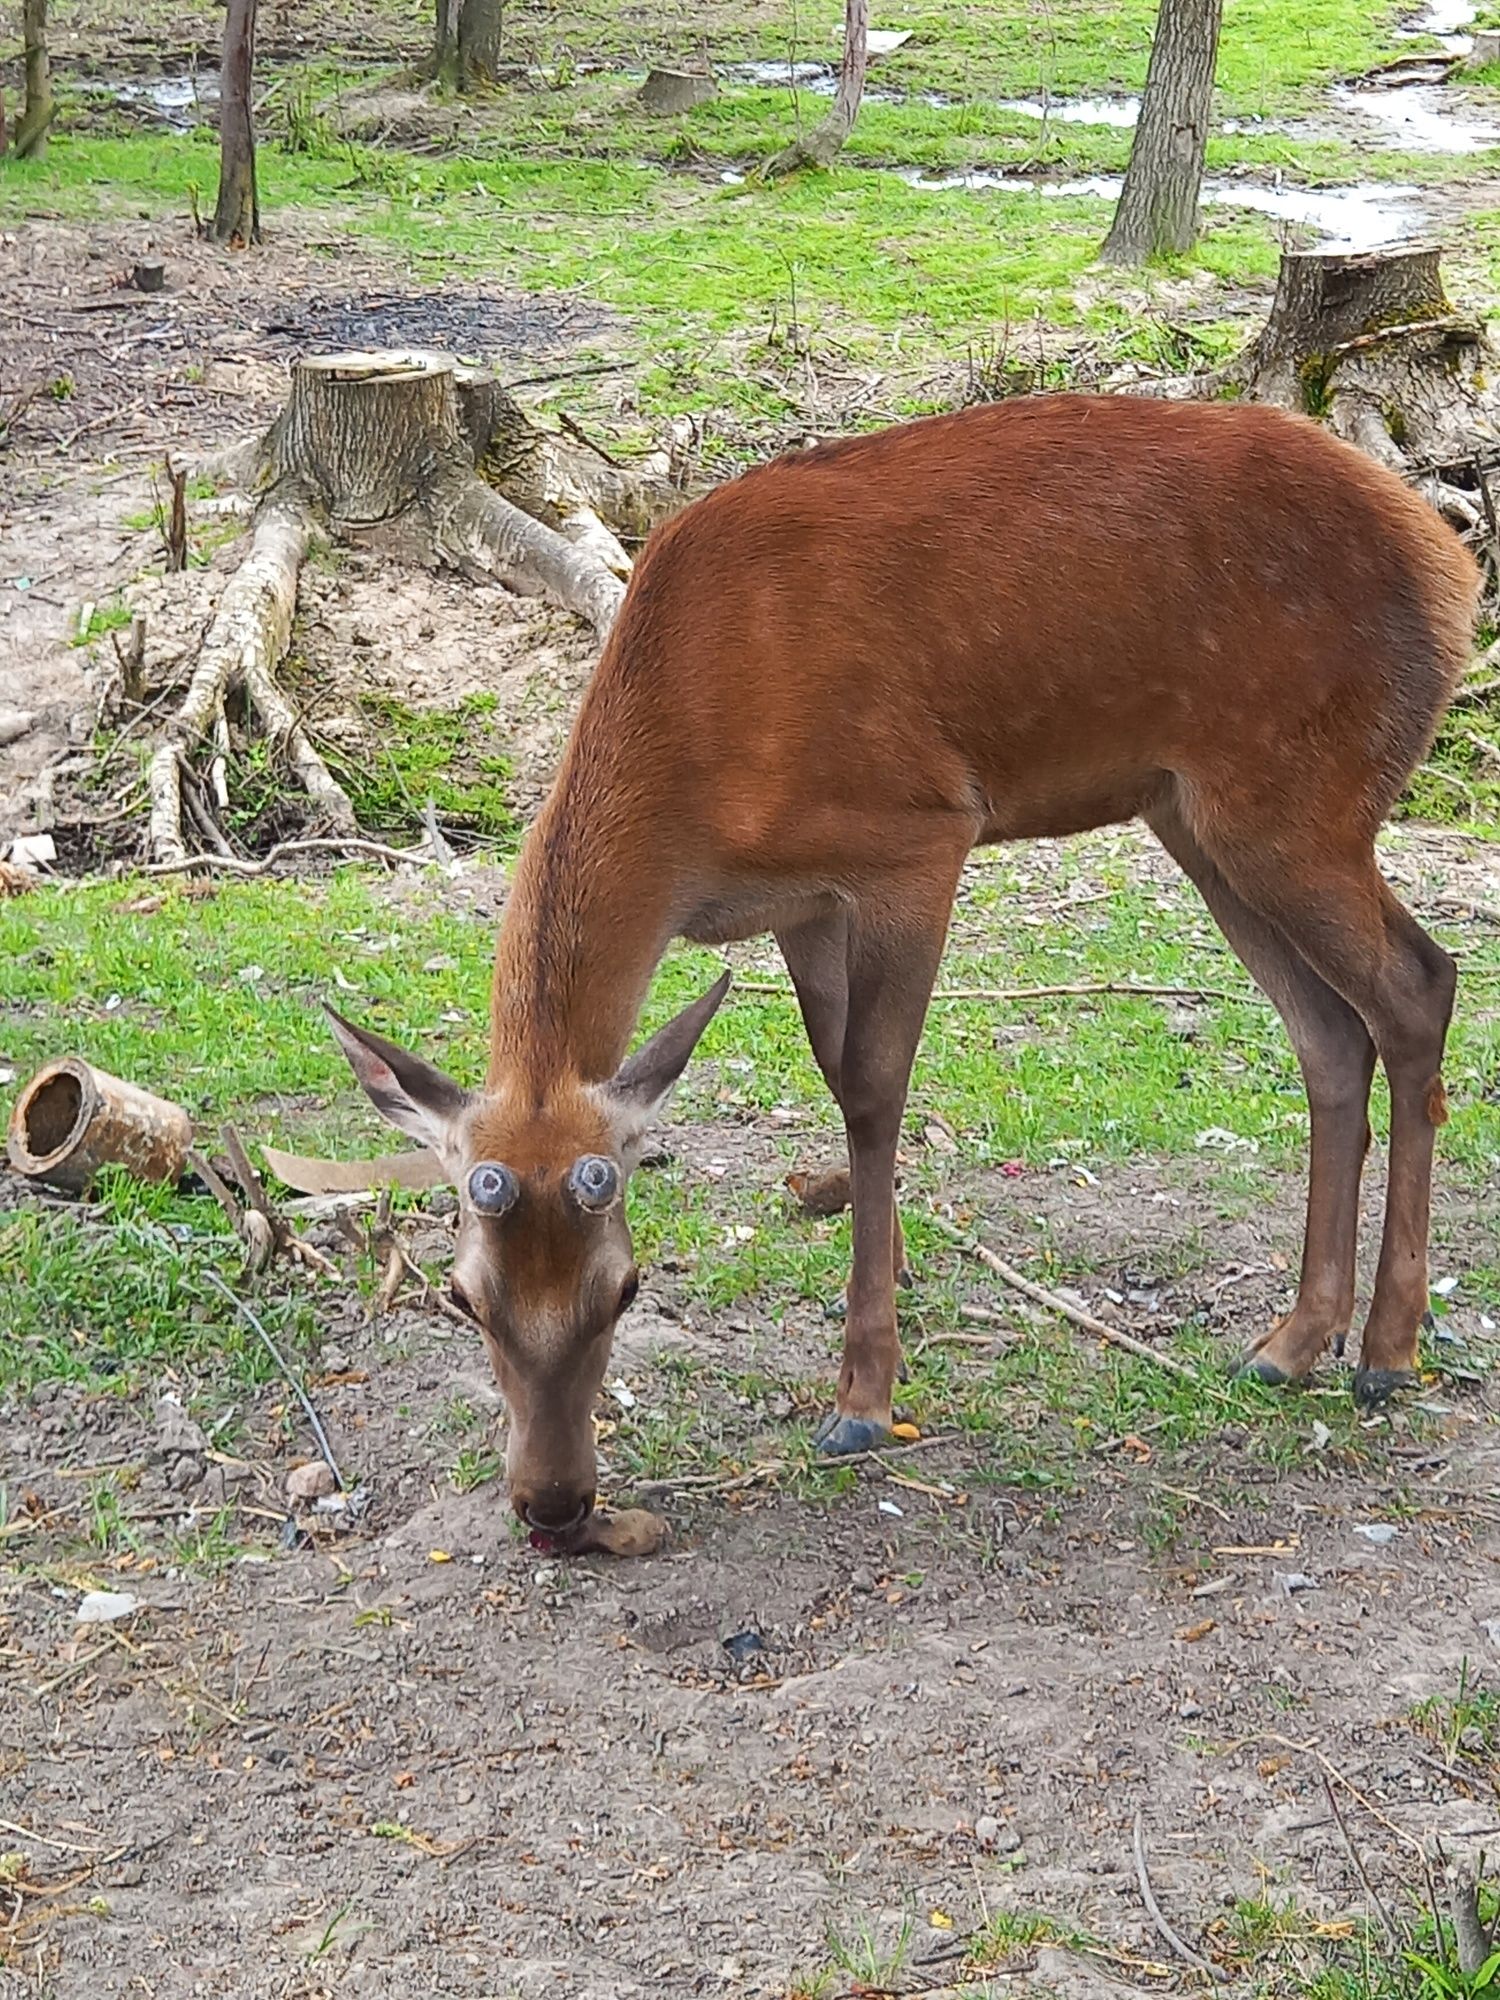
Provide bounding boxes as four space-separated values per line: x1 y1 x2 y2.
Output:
331 395 1477 1544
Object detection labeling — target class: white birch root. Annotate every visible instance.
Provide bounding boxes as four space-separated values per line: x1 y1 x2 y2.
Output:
426 473 626 637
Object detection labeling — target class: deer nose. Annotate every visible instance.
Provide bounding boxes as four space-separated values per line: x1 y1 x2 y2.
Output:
518 1492 594 1536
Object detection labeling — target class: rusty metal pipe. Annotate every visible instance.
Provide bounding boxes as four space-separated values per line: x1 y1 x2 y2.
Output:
6 1058 193 1192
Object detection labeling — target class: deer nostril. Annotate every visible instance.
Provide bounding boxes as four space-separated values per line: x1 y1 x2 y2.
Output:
522 1496 593 1535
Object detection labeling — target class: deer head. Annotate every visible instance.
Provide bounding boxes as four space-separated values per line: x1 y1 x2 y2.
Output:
326 973 730 1541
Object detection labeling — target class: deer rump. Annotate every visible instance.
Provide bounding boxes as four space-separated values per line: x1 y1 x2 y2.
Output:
613 395 1476 873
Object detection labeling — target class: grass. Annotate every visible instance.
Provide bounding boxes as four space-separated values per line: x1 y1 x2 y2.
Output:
319 692 518 844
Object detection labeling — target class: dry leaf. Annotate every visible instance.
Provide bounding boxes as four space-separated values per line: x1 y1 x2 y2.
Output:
784 1166 852 1217
890 1421 921 1442
1175 1618 1216 1642
1258 1754 1290 1779
428 1549 453 1564
928 1909 955 1931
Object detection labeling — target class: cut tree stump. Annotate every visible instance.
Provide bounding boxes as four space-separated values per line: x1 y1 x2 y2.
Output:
142 350 699 865
637 67 717 113
1234 245 1451 406
1189 246 1500 588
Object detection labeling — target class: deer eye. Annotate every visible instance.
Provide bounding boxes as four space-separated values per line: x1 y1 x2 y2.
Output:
468 1162 519 1216
568 1154 621 1211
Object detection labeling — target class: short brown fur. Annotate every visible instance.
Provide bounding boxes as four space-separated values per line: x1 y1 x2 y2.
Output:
335 394 1478 1521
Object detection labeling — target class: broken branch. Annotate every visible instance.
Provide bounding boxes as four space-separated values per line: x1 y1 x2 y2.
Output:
928 1213 1207 1386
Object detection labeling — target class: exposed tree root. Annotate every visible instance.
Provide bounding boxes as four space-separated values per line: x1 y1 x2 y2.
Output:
135 351 701 868
147 480 349 866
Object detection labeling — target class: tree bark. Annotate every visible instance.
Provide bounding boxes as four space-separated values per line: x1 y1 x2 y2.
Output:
1100 0 1222 265
432 0 460 86
458 0 503 89
1235 246 1449 406
14 0 54 160
212 0 261 246
763 0 869 175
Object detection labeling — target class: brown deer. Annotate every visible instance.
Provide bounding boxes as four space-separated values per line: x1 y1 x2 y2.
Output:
330 395 1476 1544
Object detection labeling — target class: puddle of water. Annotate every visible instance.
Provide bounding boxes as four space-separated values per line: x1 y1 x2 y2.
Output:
1332 78 1500 150
89 70 221 130
993 93 1140 127
899 166 1427 252
1397 0 1476 53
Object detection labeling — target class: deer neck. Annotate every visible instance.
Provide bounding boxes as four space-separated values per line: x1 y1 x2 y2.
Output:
487 768 676 1092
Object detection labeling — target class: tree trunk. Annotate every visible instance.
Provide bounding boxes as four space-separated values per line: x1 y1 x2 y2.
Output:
458 0 503 89
432 0 460 86
13 0 54 160
763 0 869 175
212 0 260 246
1100 0 1222 265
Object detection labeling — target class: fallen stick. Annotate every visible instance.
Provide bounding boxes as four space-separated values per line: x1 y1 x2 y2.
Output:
1132 1811 1218 1981
145 835 431 877
928 1214 1205 1385
1320 1771 1399 1945
633 1429 961 1496
733 979 1252 1005
200 1269 344 1491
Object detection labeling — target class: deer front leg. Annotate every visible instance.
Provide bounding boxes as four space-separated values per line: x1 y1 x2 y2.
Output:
811 866 962 1458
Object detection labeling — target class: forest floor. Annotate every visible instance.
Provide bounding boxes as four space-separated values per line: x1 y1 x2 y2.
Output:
5 1 1500 1995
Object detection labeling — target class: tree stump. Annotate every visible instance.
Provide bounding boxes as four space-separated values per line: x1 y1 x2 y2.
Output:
1217 245 1500 590
1236 246 1451 406
637 67 717 114
140 350 700 864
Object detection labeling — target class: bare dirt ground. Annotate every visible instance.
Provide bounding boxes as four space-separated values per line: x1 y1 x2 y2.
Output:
0 215 616 847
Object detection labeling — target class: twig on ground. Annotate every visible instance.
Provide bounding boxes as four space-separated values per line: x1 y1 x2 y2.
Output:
1132 1811 1217 1980
219 1123 340 1279
633 1430 961 1497
732 979 1252 1005
929 1214 1207 1386
200 1269 344 1490
145 835 431 877
1320 1770 1399 1944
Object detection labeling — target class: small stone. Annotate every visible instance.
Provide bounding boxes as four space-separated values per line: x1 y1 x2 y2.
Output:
851 1567 876 1594
165 1453 204 1493
1179 1700 1205 1719
975 1814 1002 1849
286 1460 336 1503
154 1393 208 1460
1353 1522 1399 1545
319 1345 352 1375
76 1590 140 1624
455 1783 475 1805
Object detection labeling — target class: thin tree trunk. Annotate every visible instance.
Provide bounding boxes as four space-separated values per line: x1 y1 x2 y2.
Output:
763 0 869 175
459 0 503 89
1100 0 1222 265
13 0 54 160
432 0 460 87
212 0 261 246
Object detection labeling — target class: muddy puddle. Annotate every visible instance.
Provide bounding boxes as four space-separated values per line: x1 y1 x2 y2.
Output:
895 166 1427 252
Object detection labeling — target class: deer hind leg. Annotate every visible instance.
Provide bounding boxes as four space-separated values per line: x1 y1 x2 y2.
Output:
776 907 909 1288
1168 803 1455 1406
1149 799 1376 1385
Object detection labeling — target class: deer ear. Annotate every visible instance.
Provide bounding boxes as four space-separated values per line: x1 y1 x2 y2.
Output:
325 1007 471 1153
607 972 731 1136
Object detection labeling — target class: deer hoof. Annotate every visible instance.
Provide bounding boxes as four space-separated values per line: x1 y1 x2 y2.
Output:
814 1414 890 1457
1353 1366 1419 1409
896 1265 914 1289
1234 1352 1292 1386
